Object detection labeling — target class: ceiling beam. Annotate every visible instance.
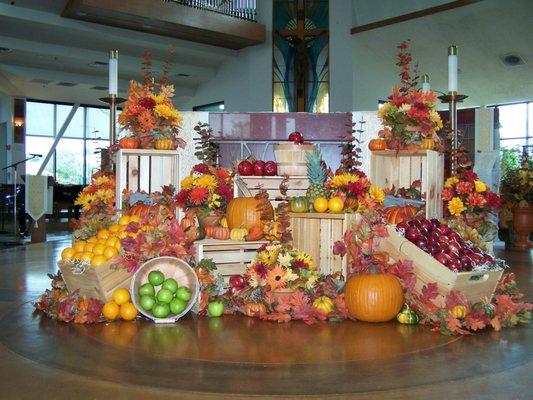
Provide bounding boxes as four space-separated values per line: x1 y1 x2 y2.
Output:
351 0 484 34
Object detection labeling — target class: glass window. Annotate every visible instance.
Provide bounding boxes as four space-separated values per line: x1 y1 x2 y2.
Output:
25 102 54 136
499 103 527 139
86 107 110 139
86 139 109 178
56 104 84 138
25 136 54 176
55 138 85 184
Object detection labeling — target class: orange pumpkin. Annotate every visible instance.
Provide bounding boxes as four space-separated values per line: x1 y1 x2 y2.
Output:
205 226 216 238
211 226 230 240
119 136 139 149
128 203 175 221
246 225 264 241
368 139 387 151
243 303 266 317
344 274 404 322
384 205 419 225
154 138 175 150
226 197 274 230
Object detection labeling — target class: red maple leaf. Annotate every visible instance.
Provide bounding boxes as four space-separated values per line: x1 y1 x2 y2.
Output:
445 290 469 309
445 313 470 335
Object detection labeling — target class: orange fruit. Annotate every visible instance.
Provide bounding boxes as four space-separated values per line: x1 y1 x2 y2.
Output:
328 197 345 213
129 215 141 223
97 239 108 245
84 243 95 253
91 254 107 267
87 236 98 244
119 302 138 321
80 252 93 262
102 301 120 320
103 246 118 260
108 224 120 233
112 288 130 305
97 229 110 240
118 215 130 226
93 244 106 255
313 197 329 213
73 252 84 260
117 231 127 239
106 237 119 247
73 241 86 252
114 240 122 251
61 247 76 260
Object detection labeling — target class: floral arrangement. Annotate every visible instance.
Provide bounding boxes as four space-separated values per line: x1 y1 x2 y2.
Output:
34 273 103 324
384 179 423 201
118 51 185 149
175 163 234 215
194 258 226 315
326 170 385 213
442 169 501 241
499 149 532 211
74 172 116 215
378 40 443 150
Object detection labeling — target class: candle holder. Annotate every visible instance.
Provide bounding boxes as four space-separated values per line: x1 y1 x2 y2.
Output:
438 92 468 174
99 94 126 145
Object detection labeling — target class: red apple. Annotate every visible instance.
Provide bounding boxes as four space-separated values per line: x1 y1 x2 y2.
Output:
264 161 277 176
405 227 420 242
252 160 265 176
238 160 253 176
229 274 246 290
434 252 449 266
288 131 304 144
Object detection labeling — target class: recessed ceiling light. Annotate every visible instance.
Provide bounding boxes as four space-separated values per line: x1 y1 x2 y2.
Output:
500 53 525 67
176 73 191 77
0 47 13 53
88 61 109 67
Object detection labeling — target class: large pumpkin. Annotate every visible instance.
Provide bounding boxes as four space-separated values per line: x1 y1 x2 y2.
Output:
384 205 419 225
344 274 404 322
226 197 273 230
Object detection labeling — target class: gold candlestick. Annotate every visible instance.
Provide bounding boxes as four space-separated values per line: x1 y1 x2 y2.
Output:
438 92 468 174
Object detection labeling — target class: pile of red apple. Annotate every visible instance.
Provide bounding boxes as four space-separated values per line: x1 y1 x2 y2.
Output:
238 160 277 176
396 218 494 272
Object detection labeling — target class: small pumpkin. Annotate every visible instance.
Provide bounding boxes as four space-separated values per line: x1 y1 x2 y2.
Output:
344 273 404 322
312 296 335 315
226 197 274 230
154 138 175 150
119 136 139 149
246 225 264 241
179 216 195 231
243 303 266 317
384 205 419 225
290 196 308 213
368 138 387 151
230 227 248 241
396 304 419 324
211 226 230 240
451 304 468 320
205 225 216 238
472 302 494 318
421 137 435 150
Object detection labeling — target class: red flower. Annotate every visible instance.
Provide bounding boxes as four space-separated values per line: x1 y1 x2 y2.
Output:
189 187 209 205
347 182 365 197
291 259 309 270
442 188 454 201
486 191 501 209
467 192 486 208
407 103 429 121
253 262 268 279
138 97 156 109
175 189 190 206
215 168 231 181
463 170 478 182
193 163 210 174
456 181 473 195
216 183 233 201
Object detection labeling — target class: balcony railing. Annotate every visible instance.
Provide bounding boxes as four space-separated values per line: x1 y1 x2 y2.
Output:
164 0 257 22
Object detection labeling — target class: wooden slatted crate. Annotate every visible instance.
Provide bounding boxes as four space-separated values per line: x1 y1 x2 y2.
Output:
194 239 268 279
114 149 181 210
290 212 357 277
57 260 132 302
378 226 503 308
370 150 444 218
235 175 309 208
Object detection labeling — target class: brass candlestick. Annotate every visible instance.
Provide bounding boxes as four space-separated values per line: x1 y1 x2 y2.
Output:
99 94 126 145
438 92 468 174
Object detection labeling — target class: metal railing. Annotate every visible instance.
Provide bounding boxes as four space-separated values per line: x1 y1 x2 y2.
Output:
164 0 257 22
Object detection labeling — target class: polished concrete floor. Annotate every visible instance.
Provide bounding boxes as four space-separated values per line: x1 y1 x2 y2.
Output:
0 238 531 399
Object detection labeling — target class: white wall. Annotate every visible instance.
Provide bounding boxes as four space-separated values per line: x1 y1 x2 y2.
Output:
0 91 14 183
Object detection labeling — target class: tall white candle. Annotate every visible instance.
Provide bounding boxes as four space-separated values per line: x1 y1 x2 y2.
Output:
109 50 118 96
422 74 430 93
448 45 458 93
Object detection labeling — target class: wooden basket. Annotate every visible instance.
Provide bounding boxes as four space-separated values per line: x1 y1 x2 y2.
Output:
379 226 503 308
235 175 309 208
130 257 200 324
274 143 316 176
57 260 132 302
290 212 357 277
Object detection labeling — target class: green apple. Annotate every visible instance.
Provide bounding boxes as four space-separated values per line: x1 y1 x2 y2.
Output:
140 295 156 311
162 278 178 293
207 301 224 317
152 303 170 319
148 270 165 286
156 288 174 304
169 298 187 314
138 283 155 297
176 286 192 302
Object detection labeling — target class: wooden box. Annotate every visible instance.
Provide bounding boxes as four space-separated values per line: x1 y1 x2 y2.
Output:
194 239 268 279
290 212 357 277
114 149 181 210
57 260 132 302
370 150 444 218
235 175 309 208
379 226 503 308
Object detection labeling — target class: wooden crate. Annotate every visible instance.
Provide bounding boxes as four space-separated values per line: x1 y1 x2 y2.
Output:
370 150 444 218
235 175 309 208
194 239 268 279
114 149 181 210
378 226 503 308
290 212 357 277
57 260 132 302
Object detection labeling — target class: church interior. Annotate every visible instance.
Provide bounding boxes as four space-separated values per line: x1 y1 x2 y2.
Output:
0 1 531 399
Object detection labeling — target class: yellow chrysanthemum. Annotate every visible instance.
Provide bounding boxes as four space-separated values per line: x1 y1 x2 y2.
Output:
445 176 459 188
92 176 110 186
329 173 359 188
154 104 178 119
474 180 487 193
150 94 166 104
377 102 392 119
259 246 279 265
294 251 314 269
448 197 466 216
369 186 385 203
430 110 443 130
195 174 217 190
181 175 195 189
208 193 221 209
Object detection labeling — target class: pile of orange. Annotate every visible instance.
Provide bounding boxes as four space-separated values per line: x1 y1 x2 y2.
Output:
102 288 138 321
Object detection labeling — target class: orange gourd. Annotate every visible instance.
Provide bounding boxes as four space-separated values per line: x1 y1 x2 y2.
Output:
179 216 195 231
384 205 419 225
119 136 139 149
246 225 264 241
368 139 387 151
243 303 266 317
344 274 404 322
128 203 175 221
421 137 435 150
211 226 230 240
226 197 273 230
205 226 216 238
154 138 175 150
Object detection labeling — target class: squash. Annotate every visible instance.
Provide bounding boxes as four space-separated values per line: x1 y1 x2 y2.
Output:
312 296 335 315
396 304 419 324
230 227 248 241
154 138 175 150
384 205 419 225
344 274 404 322
421 137 435 150
205 226 217 238
246 225 264 241
368 138 387 151
451 304 468 320
243 303 266 317
211 226 230 240
226 197 273 230
119 136 139 149
290 196 308 213
220 216 228 228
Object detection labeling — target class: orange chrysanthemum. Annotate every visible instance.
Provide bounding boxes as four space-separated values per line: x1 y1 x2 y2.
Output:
467 192 487 208
266 265 287 290
456 181 474 195
189 187 209 205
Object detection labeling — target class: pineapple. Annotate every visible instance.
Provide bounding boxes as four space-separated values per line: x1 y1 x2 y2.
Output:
306 150 328 209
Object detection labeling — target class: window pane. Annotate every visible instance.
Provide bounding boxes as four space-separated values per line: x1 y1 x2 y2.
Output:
499 103 527 139
25 137 54 176
86 139 109 181
25 102 54 136
56 105 84 138
500 138 527 149
56 138 84 184
529 102 533 141
86 107 110 139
